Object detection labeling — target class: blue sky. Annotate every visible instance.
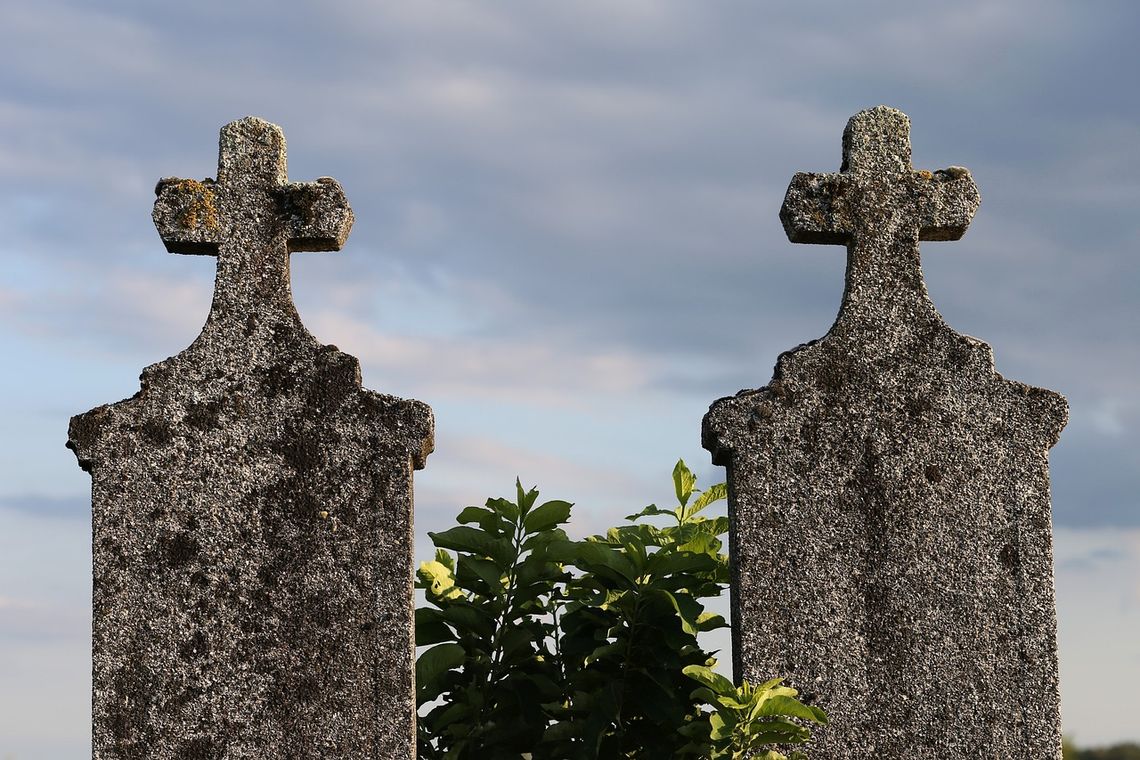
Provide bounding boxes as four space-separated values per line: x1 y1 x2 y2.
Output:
1 1 1138 755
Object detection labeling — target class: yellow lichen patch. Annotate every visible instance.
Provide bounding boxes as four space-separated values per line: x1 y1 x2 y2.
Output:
174 179 219 230
917 170 933 180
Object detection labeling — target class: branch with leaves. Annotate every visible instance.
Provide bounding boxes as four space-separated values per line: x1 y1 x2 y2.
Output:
414 460 826 759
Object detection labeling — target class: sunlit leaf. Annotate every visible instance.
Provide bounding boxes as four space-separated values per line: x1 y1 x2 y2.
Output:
418 560 464 601
673 459 697 507
687 482 727 519
682 665 736 697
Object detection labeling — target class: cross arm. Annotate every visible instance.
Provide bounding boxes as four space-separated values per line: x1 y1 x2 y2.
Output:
915 167 981 241
779 172 854 245
153 177 222 255
283 178 355 252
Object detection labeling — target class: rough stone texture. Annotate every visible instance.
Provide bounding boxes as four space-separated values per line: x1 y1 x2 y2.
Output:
703 107 1067 759
68 117 433 759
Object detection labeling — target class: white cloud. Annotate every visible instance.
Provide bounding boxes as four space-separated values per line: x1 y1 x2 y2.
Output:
308 308 656 405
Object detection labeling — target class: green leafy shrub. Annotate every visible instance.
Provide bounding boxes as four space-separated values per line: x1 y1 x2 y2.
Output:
415 460 826 759
680 666 826 759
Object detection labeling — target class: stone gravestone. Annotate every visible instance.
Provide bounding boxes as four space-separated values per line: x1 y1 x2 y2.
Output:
704 106 1067 758
68 117 433 759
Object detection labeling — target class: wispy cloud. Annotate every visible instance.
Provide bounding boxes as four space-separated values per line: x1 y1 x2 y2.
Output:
0 596 89 642
309 309 657 405
0 495 87 521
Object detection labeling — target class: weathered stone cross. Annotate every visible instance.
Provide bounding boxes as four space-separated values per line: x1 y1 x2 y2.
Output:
71 117 432 759
153 116 354 337
705 106 1067 758
779 105 980 330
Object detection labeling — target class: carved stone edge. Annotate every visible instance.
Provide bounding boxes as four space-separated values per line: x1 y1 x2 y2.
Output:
67 346 435 473
702 331 1068 467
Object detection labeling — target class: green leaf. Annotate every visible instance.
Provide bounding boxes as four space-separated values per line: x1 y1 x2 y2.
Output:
682 664 736 697
429 702 471 731
584 641 625 666
434 548 455 573
750 676 787 694
516 478 541 514
440 604 495 640
456 506 507 534
714 693 751 710
656 587 706 638
542 721 578 742
415 643 465 700
625 503 673 522
455 556 505 598
688 686 719 705
618 532 649 575
523 499 572 532
741 718 811 745
522 527 570 554
673 459 697 507
685 515 730 539
708 711 732 740
549 540 638 587
514 555 565 590
418 560 464 601
456 505 494 524
757 695 828 724
498 625 537 664
487 496 519 522
648 548 716 579
413 470 817 759
415 607 456 646
429 526 515 569
607 523 666 548
686 482 727 519
696 612 728 631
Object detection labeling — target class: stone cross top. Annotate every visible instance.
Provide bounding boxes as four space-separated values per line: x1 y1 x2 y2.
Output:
780 105 980 330
704 107 1067 758
153 116 353 341
70 118 432 759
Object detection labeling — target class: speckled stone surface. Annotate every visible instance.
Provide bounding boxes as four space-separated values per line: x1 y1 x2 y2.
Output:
704 107 1067 759
68 117 433 759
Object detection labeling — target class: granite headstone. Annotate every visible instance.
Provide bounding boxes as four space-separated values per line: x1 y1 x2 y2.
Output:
703 106 1067 758
69 117 433 759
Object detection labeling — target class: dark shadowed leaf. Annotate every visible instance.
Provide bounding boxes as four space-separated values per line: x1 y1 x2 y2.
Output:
416 643 465 703
523 499 572 532
415 607 456 646
429 526 515 568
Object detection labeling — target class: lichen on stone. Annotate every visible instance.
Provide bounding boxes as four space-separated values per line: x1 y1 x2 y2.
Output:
937 166 970 180
172 179 219 230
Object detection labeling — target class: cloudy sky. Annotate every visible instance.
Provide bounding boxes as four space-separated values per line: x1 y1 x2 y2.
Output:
1 1 1137 756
